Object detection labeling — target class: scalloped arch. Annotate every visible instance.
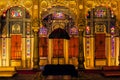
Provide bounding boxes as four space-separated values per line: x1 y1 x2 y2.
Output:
0 5 32 17
41 5 76 21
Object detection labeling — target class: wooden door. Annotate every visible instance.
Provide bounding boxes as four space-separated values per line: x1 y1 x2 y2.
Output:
69 37 79 58
11 35 22 60
39 37 48 57
53 39 64 58
95 34 106 59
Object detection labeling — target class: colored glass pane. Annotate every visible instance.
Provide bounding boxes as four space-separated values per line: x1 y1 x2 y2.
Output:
111 27 115 34
69 27 78 35
94 8 107 18
111 36 115 57
39 27 47 36
53 12 65 19
86 26 90 34
11 8 22 18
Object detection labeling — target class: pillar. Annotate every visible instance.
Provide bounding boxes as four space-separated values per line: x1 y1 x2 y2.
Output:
32 27 39 69
78 29 85 70
32 0 40 69
48 39 52 64
64 39 69 64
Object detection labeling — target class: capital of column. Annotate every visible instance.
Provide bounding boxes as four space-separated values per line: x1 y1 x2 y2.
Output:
32 27 39 32
32 18 40 32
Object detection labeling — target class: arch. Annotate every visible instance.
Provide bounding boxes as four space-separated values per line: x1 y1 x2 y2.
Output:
0 5 31 17
85 5 117 68
0 6 32 63
0 6 31 35
41 5 76 21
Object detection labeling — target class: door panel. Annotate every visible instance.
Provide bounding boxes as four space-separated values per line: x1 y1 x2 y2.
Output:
69 37 79 58
11 35 22 60
39 37 48 57
53 39 64 58
95 34 106 59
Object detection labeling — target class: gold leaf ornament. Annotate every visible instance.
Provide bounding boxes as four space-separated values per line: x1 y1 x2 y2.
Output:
0 0 7 9
23 0 33 8
41 1 48 8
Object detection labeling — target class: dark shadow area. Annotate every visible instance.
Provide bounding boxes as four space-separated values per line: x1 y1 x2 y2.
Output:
42 64 78 77
1 69 120 80
49 28 70 40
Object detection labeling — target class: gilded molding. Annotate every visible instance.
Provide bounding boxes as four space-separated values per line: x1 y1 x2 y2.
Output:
23 0 33 9
40 0 48 8
0 0 32 16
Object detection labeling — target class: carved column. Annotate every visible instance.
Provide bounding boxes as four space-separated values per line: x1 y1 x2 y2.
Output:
78 28 85 70
32 0 40 69
77 0 85 70
32 19 39 70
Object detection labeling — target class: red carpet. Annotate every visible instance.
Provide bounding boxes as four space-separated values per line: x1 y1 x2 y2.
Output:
17 70 38 74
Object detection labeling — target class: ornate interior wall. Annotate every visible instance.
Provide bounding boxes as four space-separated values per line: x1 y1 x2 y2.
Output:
0 0 120 69
0 0 120 31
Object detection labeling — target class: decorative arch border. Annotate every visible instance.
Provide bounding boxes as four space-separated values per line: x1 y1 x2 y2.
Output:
41 5 76 21
0 5 32 17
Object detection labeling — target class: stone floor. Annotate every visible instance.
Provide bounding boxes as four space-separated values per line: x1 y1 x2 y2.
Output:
0 71 120 80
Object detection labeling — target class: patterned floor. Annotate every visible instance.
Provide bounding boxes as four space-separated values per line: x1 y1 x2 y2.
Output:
0 71 120 80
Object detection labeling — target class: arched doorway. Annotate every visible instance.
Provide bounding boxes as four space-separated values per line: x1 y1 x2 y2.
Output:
39 6 79 68
0 6 32 68
49 28 70 64
85 6 117 69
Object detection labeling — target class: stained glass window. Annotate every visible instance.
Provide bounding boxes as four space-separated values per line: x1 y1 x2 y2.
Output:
111 27 115 34
10 8 22 18
39 27 48 37
69 27 78 35
86 26 90 34
53 12 65 19
94 7 107 18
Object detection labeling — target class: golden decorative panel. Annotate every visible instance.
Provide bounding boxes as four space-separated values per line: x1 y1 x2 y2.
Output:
95 59 107 66
52 58 65 64
86 1 94 10
111 1 117 10
0 0 7 10
41 0 48 8
79 5 83 10
11 60 21 67
69 1 76 8
23 0 33 9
